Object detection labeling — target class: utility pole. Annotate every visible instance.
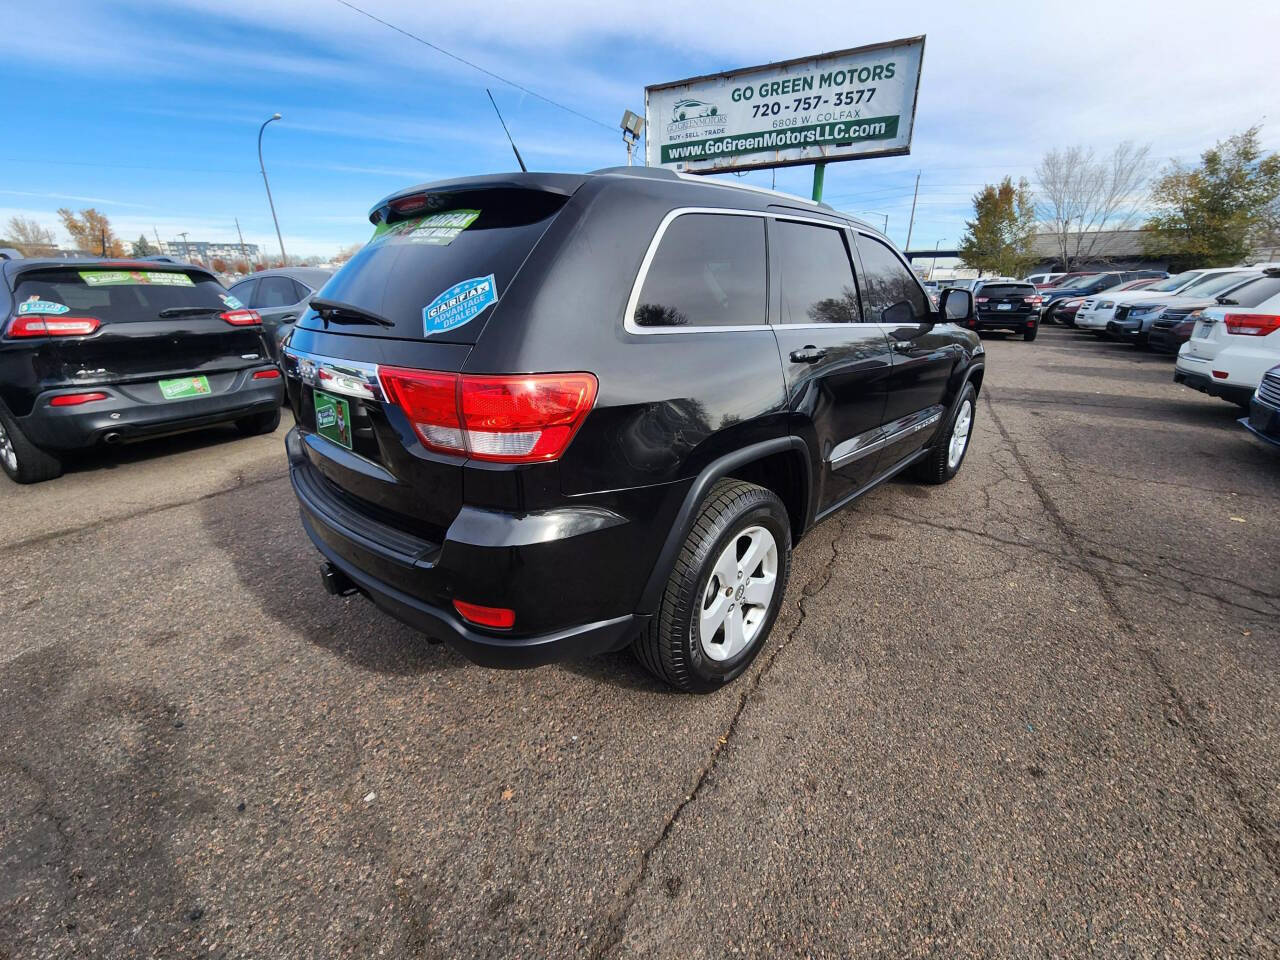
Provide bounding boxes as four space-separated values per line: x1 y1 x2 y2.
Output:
904 171 921 252
235 218 249 266
258 114 287 266
177 231 191 263
153 226 162 254
929 239 943 279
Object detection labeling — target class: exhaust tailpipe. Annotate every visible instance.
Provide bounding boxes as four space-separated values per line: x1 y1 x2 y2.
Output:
103 432 122 445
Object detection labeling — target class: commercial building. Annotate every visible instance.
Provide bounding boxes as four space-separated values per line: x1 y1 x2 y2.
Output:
159 240 261 263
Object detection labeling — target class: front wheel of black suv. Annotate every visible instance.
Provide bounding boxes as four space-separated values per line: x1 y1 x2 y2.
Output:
633 479 792 692
0 406 64 484
911 382 977 485
235 407 281 437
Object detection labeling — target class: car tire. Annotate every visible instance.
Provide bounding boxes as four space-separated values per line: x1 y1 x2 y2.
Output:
1024 325 1039 342
235 406 281 437
912 382 977 485
0 406 63 484
633 479 792 693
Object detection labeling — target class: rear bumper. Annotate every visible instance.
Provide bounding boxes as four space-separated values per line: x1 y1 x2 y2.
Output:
1240 393 1280 448
1148 329 1188 354
286 428 665 667
1172 362 1255 406
19 367 282 449
972 313 1037 331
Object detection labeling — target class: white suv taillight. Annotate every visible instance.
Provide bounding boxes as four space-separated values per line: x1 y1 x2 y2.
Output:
377 368 598 463
1223 313 1280 337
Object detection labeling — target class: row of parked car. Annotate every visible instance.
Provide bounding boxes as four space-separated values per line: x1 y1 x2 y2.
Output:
953 265 1280 450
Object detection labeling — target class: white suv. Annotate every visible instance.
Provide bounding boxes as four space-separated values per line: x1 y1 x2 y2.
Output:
1074 268 1261 332
1174 271 1280 407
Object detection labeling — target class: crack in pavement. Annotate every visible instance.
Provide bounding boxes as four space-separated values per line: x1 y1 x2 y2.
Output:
0 471 288 555
983 391 1280 878
585 515 851 959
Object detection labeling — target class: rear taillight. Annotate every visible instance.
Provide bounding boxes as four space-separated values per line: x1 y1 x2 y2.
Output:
390 194 430 214
1026 295 1043 306
49 392 108 406
976 297 989 303
220 310 262 326
253 368 281 380
452 599 515 629
1222 313 1280 337
378 368 598 463
7 315 100 337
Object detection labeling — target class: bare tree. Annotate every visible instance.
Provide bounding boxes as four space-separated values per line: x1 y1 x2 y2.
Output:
1035 142 1151 270
4 216 57 255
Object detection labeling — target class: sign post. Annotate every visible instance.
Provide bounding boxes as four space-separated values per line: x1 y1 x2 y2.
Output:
646 36 924 197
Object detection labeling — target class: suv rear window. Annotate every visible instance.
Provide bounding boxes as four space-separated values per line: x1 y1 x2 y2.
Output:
634 213 766 328
977 283 1036 298
11 268 229 323
1219 275 1280 307
300 189 568 343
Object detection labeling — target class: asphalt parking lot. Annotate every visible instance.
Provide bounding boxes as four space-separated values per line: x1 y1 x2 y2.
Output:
1 325 1277 959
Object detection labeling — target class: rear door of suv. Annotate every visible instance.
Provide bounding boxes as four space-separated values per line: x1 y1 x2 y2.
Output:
974 281 1039 325
768 216 892 510
283 186 575 544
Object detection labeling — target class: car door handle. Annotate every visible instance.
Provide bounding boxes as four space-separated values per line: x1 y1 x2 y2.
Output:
789 345 826 363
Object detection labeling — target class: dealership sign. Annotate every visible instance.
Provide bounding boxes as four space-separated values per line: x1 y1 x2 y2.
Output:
645 36 924 174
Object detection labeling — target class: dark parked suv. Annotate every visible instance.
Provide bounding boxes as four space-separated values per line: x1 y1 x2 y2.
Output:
972 280 1042 340
283 169 985 691
0 258 283 482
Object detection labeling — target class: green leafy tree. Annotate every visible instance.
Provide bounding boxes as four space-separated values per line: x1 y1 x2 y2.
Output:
957 177 1038 277
1143 126 1280 270
131 234 156 257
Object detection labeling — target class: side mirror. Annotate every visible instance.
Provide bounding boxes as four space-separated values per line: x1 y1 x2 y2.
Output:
939 287 974 322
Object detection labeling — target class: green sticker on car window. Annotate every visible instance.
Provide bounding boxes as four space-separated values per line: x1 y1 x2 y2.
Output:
80 270 195 287
370 209 480 247
314 390 353 450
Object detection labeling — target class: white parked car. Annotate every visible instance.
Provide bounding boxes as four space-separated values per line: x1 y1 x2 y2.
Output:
1024 272 1066 286
1074 268 1258 332
1175 271 1280 407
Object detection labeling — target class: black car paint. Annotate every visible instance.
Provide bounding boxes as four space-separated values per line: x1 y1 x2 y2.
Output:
0 259 282 449
283 169 984 667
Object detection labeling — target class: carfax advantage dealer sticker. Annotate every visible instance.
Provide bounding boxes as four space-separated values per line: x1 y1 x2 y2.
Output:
422 275 497 336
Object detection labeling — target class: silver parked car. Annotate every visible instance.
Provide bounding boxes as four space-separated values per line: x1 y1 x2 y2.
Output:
226 267 332 362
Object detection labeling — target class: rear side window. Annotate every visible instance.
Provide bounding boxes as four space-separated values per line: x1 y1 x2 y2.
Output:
977 283 1036 298
11 268 229 323
775 220 859 324
1220 275 1280 307
856 236 929 323
256 276 300 308
634 213 766 328
302 189 569 342
228 278 257 305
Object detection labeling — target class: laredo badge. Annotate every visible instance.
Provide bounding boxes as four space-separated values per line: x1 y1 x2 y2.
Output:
422 274 497 336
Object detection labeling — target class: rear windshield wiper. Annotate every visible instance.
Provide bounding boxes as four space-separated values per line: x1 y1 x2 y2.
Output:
1216 297 1237 305
158 306 222 318
309 297 395 328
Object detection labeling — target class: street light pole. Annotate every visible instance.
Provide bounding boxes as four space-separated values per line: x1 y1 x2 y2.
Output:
258 113 287 266
929 239 943 279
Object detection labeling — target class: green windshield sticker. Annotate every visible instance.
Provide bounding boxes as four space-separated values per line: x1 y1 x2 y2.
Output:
314 390 353 450
18 297 70 315
371 209 480 247
80 270 195 287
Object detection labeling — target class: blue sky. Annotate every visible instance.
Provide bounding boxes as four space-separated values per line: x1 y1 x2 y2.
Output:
3 0 1277 259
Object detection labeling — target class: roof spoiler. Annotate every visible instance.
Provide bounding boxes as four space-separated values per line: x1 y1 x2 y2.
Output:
368 173 587 226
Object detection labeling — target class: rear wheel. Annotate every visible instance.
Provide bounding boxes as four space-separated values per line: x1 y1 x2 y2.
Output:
1024 324 1039 342
235 406 281 437
912 382 976 485
633 479 792 692
0 408 63 484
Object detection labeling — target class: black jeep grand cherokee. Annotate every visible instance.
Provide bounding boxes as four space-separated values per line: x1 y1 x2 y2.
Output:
0 258 283 482
284 168 984 691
